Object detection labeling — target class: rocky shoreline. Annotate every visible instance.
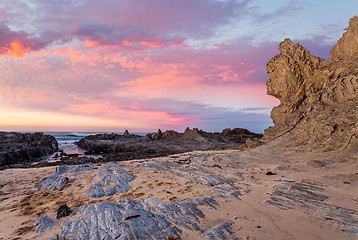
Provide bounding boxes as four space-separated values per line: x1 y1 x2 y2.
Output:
0 16 357 240
77 127 262 162
0 132 59 169
0 127 263 170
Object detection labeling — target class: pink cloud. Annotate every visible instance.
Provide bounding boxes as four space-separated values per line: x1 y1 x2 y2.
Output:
0 23 34 57
0 21 66 57
0 0 253 58
74 22 187 50
0 0 341 132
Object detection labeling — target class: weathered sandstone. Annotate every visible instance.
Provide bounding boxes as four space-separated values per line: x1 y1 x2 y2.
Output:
265 16 358 151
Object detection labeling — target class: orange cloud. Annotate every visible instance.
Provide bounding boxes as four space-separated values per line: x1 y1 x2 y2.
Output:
6 42 31 57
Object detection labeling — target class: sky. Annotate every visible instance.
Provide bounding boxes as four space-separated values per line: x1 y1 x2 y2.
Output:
0 0 357 133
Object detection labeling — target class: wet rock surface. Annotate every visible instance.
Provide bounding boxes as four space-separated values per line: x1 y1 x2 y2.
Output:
0 132 58 169
76 128 262 162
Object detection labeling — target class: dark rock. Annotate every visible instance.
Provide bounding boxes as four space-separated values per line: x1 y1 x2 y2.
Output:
76 127 263 163
219 128 263 143
124 129 130 136
0 132 58 168
56 203 72 219
66 153 79 157
124 214 140 220
266 171 276 175
152 129 163 140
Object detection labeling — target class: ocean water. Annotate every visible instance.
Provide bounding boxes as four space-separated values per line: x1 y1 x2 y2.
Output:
45 132 99 155
45 131 148 157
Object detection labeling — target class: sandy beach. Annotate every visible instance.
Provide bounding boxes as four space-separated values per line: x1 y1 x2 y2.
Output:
0 11 357 240
1 134 357 239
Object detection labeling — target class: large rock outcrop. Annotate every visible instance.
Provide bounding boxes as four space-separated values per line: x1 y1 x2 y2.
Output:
77 128 262 161
0 132 59 168
264 16 358 151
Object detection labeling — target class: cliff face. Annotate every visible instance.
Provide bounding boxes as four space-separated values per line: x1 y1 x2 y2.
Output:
264 16 358 151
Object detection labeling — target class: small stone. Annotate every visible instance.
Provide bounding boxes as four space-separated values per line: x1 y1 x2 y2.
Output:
63 177 69 184
56 203 72 219
167 235 181 240
266 171 276 175
168 196 177 202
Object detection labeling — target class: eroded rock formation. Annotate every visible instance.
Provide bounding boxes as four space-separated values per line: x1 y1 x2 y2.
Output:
265 16 358 151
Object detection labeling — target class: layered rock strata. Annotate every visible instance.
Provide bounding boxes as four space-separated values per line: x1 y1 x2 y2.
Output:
265 16 358 151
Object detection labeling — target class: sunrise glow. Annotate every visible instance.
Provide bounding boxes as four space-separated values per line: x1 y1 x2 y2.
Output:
0 0 357 133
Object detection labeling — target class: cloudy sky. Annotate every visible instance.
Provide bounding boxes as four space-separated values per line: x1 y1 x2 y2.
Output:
0 0 356 133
